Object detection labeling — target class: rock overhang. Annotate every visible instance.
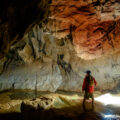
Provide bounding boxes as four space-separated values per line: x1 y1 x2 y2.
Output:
49 0 120 59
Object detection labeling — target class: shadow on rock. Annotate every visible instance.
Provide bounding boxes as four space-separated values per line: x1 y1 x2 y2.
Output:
0 112 21 120
21 101 102 120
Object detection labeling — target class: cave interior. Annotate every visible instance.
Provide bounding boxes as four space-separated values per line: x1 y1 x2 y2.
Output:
0 0 120 120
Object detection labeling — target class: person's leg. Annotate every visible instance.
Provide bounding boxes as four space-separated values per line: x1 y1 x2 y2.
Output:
83 98 85 105
82 98 86 110
83 92 87 110
92 95 94 109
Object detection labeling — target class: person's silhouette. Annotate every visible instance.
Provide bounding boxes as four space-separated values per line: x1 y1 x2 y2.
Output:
82 70 97 110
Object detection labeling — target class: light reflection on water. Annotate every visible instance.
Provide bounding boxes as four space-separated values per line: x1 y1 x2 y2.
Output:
95 93 120 106
95 93 120 120
101 113 120 120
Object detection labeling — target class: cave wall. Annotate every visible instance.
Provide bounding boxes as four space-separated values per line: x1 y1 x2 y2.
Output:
0 25 120 92
0 0 51 59
0 0 120 92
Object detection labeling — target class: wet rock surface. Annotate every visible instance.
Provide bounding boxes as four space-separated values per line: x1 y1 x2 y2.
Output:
0 90 120 120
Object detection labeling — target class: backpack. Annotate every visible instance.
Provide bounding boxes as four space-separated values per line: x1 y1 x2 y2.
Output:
86 75 94 86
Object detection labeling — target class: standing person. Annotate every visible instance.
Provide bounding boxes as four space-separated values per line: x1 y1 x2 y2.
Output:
82 70 97 110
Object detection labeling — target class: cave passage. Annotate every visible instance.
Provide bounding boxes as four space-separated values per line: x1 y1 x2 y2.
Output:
1 0 120 120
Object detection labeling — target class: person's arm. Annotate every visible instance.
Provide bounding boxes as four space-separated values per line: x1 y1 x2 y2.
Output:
82 76 86 91
93 77 97 86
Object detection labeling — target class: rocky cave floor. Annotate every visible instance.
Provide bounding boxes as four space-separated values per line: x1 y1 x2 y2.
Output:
0 90 120 120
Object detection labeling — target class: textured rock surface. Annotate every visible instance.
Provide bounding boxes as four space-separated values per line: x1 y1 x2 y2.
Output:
0 25 120 92
0 0 120 92
1 91 120 120
0 0 51 58
50 0 120 59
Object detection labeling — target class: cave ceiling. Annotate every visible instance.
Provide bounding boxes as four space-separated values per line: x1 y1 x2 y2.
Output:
0 0 120 60
49 0 120 59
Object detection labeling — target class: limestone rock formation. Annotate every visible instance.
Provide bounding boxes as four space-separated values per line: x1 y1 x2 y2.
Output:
0 24 120 92
50 0 120 59
0 0 120 92
21 96 53 111
0 0 51 59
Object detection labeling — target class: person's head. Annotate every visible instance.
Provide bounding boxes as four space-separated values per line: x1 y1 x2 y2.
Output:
86 70 91 75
